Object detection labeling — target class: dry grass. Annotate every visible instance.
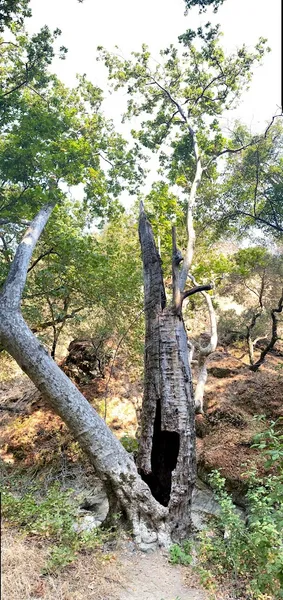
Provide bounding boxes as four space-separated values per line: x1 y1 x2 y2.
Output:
2 526 124 600
0 353 24 382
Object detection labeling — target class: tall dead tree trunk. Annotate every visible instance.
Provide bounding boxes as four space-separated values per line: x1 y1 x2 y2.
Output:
137 205 212 541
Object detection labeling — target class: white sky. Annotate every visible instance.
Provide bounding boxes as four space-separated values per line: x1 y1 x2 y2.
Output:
27 0 282 200
28 0 281 128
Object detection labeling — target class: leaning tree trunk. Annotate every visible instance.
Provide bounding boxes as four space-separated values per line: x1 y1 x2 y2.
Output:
137 205 197 541
0 203 172 550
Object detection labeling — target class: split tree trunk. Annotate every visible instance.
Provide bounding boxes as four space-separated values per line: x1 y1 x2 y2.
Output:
137 205 196 541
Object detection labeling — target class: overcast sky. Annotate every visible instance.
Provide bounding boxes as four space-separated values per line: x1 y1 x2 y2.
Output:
28 0 281 129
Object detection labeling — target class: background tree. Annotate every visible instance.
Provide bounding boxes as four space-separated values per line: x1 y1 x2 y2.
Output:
0 4 172 547
98 23 268 415
211 120 283 237
218 246 283 369
95 24 269 538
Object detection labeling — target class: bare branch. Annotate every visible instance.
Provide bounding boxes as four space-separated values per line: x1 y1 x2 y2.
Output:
250 288 283 371
28 248 55 272
264 113 283 138
31 307 84 333
182 283 213 300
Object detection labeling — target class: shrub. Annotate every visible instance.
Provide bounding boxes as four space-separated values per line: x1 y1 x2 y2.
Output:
169 540 193 565
169 418 283 599
2 481 115 573
197 419 283 599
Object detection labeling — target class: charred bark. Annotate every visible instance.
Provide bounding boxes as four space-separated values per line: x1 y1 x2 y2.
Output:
137 205 196 541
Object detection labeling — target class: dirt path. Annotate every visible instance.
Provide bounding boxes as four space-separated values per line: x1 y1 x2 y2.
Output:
118 549 207 600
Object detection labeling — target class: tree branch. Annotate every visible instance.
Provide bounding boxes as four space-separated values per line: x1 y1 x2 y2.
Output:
250 288 283 371
0 203 55 309
150 77 187 122
264 113 283 138
31 307 84 333
204 140 256 170
0 78 28 98
182 283 213 300
27 248 55 272
227 210 283 233
179 127 202 291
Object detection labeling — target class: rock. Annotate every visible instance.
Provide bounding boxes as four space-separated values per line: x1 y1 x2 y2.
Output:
139 541 158 553
191 479 220 530
191 478 245 531
80 490 109 522
71 484 109 534
73 514 102 533
140 522 158 544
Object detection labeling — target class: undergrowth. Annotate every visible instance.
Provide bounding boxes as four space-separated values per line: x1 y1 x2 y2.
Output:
170 417 283 600
2 480 117 574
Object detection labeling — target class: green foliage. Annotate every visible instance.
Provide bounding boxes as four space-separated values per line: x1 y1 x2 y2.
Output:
214 120 283 238
0 0 31 32
120 435 139 454
169 540 193 565
0 16 146 359
216 245 283 351
196 420 283 599
98 34 268 196
98 24 269 292
184 0 225 14
233 247 269 276
168 421 283 598
141 181 185 274
2 482 114 573
252 417 283 469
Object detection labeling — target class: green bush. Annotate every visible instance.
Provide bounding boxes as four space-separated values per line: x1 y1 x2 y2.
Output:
2 482 114 573
197 418 283 599
168 419 283 599
169 540 193 565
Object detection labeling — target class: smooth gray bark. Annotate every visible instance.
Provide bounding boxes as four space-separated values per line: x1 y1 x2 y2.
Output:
0 204 170 548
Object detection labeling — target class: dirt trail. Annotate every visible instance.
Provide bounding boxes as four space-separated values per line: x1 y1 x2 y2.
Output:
118 549 207 600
